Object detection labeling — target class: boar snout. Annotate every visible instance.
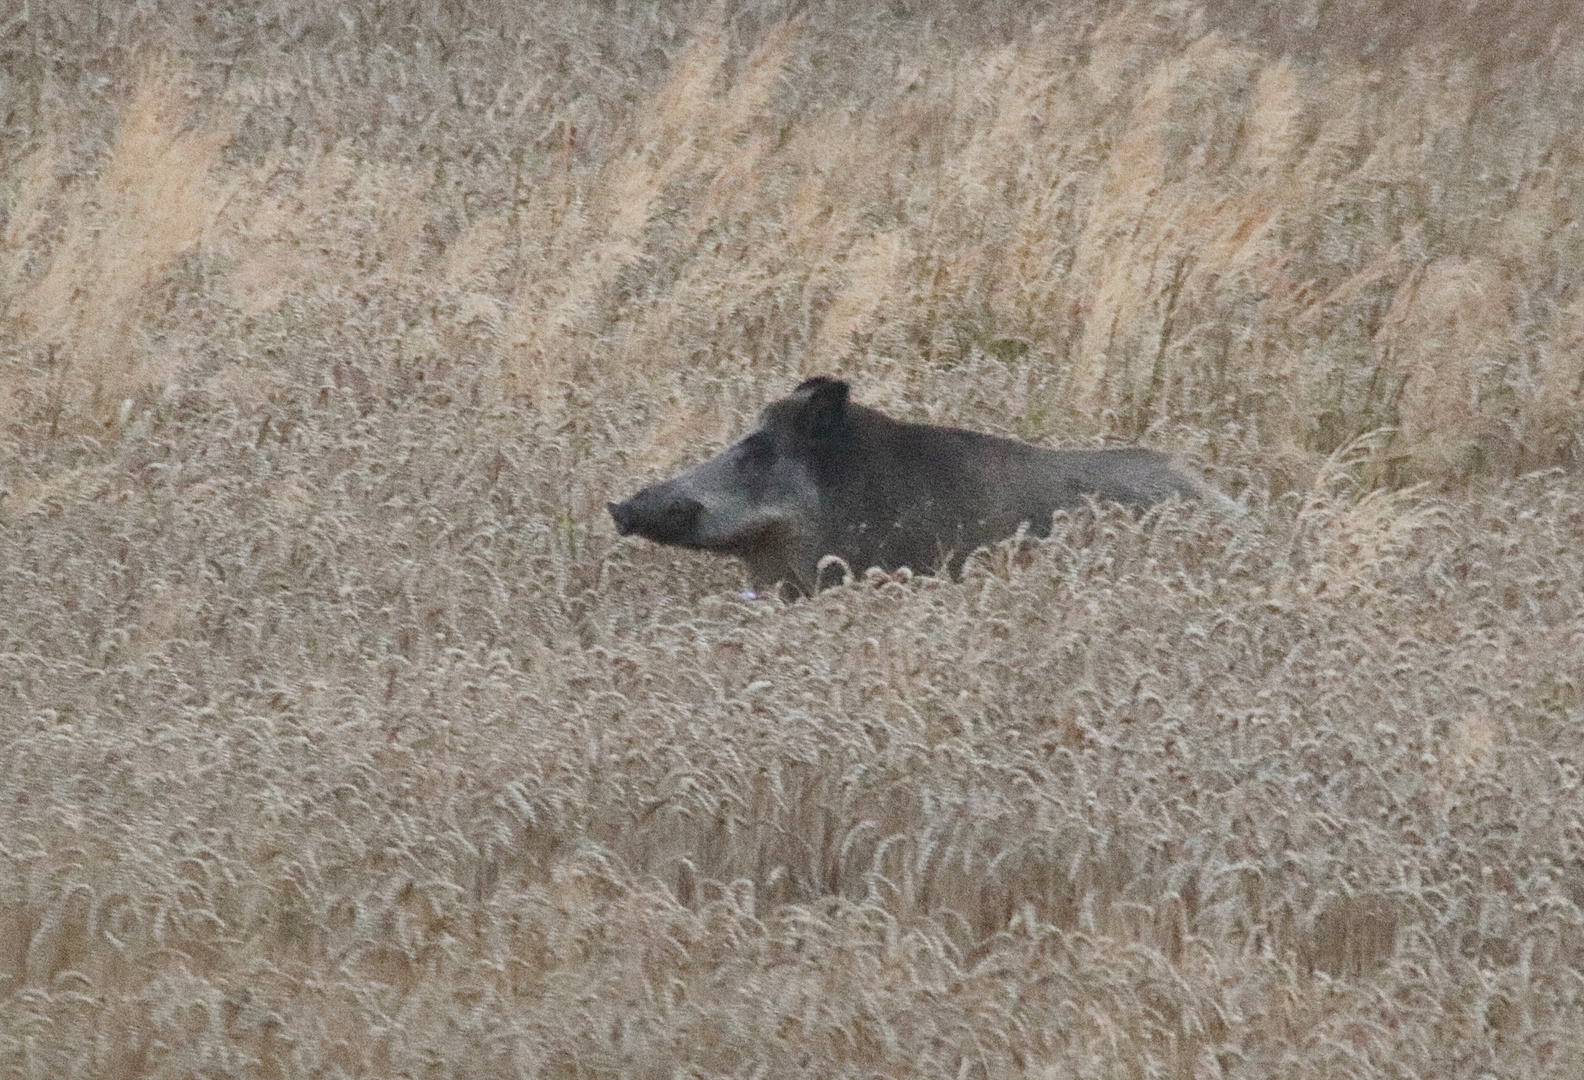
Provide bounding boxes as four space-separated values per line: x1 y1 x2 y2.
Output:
608 491 704 543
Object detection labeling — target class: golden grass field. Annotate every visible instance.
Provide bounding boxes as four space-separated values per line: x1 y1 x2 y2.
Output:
2 1 1583 1076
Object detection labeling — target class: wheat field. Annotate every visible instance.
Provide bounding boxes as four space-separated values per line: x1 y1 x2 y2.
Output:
2 2 1583 1076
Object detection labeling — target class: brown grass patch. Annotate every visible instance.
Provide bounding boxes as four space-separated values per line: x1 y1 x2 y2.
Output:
5 72 228 430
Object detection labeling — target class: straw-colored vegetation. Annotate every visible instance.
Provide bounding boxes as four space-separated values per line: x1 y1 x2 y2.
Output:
2 2 1582 1076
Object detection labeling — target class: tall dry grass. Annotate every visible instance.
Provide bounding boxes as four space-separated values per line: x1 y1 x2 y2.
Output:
2 1 1583 1076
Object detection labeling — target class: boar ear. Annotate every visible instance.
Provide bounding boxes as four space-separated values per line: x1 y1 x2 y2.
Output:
802 378 850 439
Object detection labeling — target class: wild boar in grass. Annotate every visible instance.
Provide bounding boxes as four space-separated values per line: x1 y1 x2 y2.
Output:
609 377 1208 597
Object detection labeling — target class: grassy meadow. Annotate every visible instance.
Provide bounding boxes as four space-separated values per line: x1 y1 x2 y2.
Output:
2 1 1584 1075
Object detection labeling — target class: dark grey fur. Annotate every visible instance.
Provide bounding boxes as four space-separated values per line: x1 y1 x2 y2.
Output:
609 377 1203 596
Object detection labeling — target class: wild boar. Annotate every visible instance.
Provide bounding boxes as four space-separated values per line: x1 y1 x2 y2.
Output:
609 377 1205 596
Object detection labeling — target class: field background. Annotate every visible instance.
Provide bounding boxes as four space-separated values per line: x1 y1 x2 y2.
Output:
3 1 1584 1076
